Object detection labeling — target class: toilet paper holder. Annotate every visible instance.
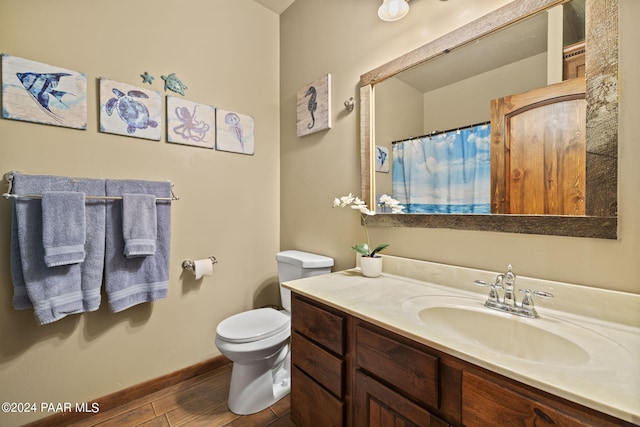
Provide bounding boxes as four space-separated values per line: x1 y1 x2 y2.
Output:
182 256 217 272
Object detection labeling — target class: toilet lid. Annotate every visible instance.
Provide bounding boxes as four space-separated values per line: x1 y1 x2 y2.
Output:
216 308 290 343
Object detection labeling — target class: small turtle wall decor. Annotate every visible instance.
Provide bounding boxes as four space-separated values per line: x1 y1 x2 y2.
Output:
161 73 187 96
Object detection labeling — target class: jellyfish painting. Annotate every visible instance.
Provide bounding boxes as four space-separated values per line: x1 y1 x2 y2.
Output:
225 112 244 152
215 109 255 155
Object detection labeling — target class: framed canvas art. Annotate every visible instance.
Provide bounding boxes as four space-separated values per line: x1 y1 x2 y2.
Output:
1 54 87 129
215 109 255 155
166 96 215 148
99 78 162 141
296 73 331 137
375 146 390 173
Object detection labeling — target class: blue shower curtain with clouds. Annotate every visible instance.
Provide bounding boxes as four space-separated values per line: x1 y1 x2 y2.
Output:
392 124 491 213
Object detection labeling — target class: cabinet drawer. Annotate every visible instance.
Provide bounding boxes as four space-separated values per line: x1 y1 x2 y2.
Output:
356 325 440 409
292 331 344 398
291 365 344 427
292 295 346 355
462 370 629 427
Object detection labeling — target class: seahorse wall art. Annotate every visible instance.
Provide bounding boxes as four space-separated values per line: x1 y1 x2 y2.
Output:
99 77 162 141
296 73 331 137
1 54 87 129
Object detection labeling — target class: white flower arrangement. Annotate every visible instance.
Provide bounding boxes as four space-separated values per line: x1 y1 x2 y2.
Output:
332 193 404 257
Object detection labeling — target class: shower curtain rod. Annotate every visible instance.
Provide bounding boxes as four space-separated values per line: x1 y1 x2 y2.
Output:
391 120 490 144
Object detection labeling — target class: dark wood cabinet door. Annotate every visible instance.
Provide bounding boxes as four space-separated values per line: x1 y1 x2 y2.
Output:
354 371 451 427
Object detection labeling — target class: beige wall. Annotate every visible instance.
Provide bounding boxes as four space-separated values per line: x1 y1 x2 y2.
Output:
423 52 548 131
281 0 640 294
375 77 423 195
0 1 280 425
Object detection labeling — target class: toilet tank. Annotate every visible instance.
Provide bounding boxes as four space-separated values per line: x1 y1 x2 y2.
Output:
276 250 334 312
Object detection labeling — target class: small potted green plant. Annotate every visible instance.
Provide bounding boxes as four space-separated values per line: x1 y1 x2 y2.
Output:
332 193 404 277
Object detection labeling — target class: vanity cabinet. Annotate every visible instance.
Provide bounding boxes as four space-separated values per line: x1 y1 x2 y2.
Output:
290 293 635 427
354 322 459 427
354 370 449 427
290 295 347 427
461 370 630 427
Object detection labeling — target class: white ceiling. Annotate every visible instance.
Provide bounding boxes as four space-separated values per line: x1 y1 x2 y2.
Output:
254 0 296 14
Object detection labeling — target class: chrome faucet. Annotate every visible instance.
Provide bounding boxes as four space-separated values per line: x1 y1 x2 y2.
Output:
474 265 553 318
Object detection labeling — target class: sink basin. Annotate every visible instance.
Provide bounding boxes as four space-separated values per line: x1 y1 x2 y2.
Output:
401 295 627 366
418 305 590 365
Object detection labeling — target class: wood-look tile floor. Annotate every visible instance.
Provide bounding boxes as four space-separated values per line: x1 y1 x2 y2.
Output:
69 363 296 427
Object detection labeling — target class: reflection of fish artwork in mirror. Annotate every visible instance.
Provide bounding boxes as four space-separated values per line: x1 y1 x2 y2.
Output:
296 73 331 137
215 108 255 155
166 96 215 149
99 78 162 141
375 146 389 173
1 54 87 129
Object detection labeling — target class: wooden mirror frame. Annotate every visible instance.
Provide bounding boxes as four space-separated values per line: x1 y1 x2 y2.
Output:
360 0 618 239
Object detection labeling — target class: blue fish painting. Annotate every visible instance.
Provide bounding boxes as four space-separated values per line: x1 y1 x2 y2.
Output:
1 54 87 129
376 146 389 173
16 72 72 116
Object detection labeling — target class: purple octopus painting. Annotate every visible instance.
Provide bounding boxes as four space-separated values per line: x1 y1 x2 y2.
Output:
167 96 215 149
215 108 255 155
99 78 162 141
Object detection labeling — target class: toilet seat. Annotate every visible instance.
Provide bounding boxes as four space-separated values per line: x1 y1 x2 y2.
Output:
216 308 290 344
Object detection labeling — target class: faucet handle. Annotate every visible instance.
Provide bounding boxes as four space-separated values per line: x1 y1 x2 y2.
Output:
474 279 499 287
474 279 503 303
518 288 553 311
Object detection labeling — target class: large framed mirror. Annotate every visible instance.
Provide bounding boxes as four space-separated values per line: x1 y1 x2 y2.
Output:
360 0 617 239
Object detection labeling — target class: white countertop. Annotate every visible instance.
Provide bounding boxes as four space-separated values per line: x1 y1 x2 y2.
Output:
283 255 640 424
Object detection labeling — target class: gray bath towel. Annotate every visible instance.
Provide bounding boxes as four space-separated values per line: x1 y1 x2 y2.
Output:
122 193 157 258
42 191 86 267
105 180 171 313
10 173 106 324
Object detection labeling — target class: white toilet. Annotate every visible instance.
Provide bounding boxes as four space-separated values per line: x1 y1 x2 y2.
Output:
215 250 334 415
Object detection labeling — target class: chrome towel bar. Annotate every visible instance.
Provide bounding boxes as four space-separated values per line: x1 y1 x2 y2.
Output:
2 171 179 201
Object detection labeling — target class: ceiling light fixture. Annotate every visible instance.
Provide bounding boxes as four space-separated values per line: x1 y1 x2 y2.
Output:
378 0 410 22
